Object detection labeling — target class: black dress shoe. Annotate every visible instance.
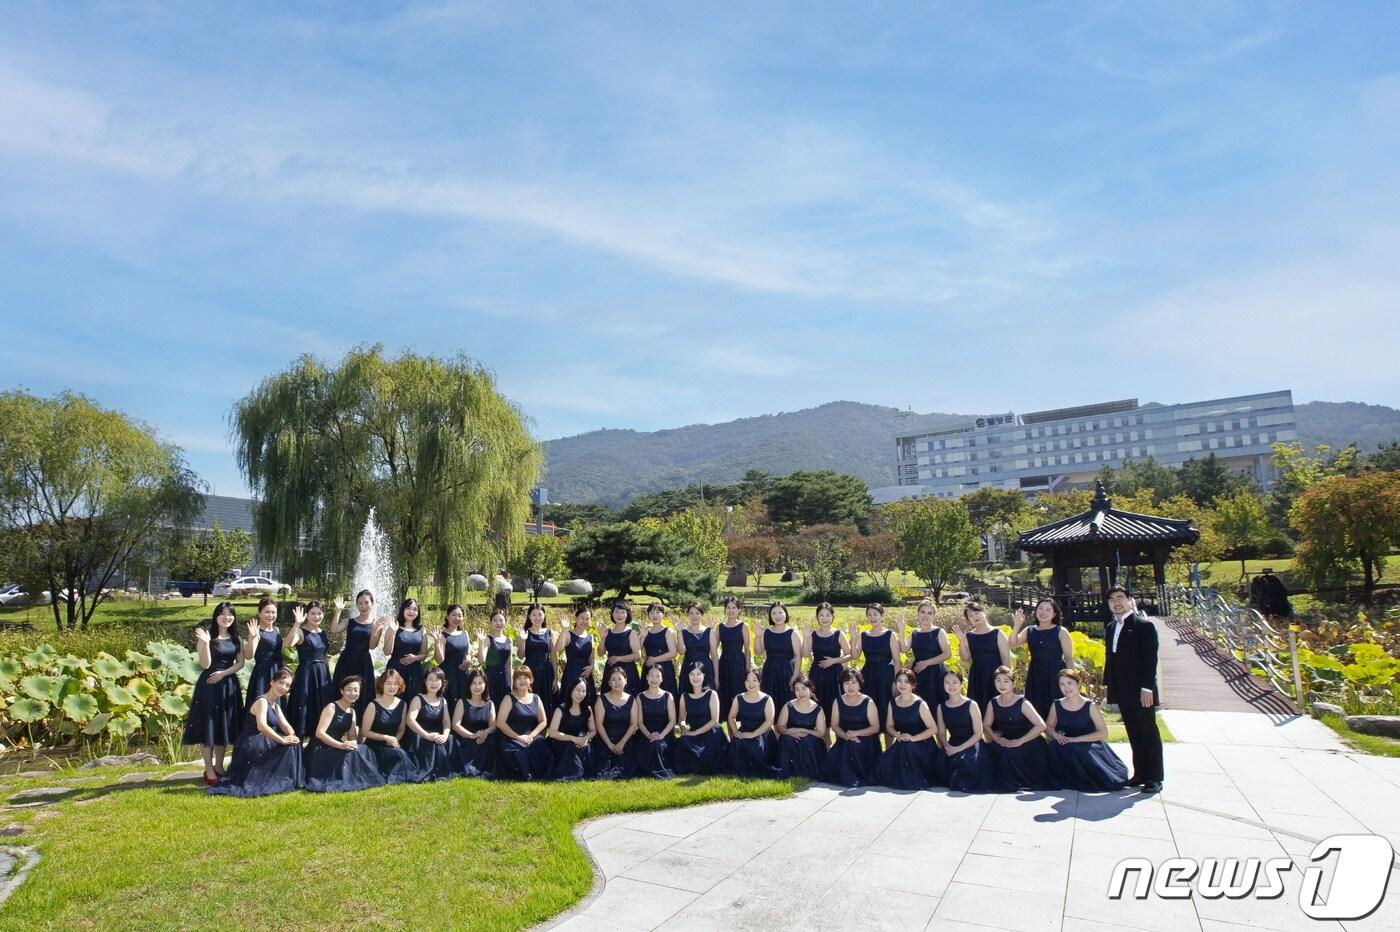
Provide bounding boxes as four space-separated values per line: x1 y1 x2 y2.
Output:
1139 781 1162 794
1127 776 1145 786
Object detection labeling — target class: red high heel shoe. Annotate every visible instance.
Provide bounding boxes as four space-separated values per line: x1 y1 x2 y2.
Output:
203 770 219 786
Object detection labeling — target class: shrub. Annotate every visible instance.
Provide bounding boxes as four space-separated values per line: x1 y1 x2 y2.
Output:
797 584 894 606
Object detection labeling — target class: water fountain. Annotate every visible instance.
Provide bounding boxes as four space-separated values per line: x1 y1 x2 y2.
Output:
351 508 395 663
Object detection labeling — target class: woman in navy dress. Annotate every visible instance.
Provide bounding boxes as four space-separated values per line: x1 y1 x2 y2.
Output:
851 603 901 738
635 664 677 778
1046 669 1128 792
759 602 801 711
776 675 827 779
331 590 385 718
361 669 417 784
183 602 245 785
603 601 643 695
984 666 1052 791
405 667 455 781
496 667 553 780
385 597 431 706
727 669 777 777
209 668 303 797
804 602 849 717
519 603 557 715
716 596 751 721
674 662 729 775
435 603 472 706
824 669 881 787
956 602 1010 713
556 605 597 710
938 670 993 793
304 676 385 792
242 597 284 712
879 669 940 790
287 601 332 740
548 677 596 781
1011 598 1075 720
909 599 952 709
641 602 679 698
450 669 497 778
478 608 515 707
594 665 639 779
680 602 717 692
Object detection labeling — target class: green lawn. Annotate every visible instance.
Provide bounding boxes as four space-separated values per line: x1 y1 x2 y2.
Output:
1317 714 1400 758
1101 709 1175 744
0 765 795 931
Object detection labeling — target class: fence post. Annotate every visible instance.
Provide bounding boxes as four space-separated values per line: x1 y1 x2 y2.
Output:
1289 629 1304 705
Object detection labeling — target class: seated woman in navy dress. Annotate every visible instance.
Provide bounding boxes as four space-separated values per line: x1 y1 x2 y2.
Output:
776 675 828 779
603 601 643 695
548 677 596 781
641 602 680 698
450 669 497 778
183 602 245 785
824 668 881 787
673 662 729 775
209 668 303 797
243 597 284 713
593 664 640 779
879 669 940 790
635 663 678 778
984 665 1052 791
1046 669 1129 792
728 668 777 777
287 601 333 741
304 675 385 792
405 667 456 781
679 602 717 692
496 666 553 780
361 669 417 784
938 670 993 793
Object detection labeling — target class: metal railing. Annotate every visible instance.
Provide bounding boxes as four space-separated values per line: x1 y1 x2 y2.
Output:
1171 584 1303 702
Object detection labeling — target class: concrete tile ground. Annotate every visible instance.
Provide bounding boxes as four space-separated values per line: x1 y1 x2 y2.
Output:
537 711 1400 932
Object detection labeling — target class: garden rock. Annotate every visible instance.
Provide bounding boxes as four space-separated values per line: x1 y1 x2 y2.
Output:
1312 702 1345 717
467 574 489 591
116 772 157 785
9 787 74 802
80 752 162 769
1345 715 1400 738
0 826 22 837
495 576 513 593
561 579 593 596
536 580 559 598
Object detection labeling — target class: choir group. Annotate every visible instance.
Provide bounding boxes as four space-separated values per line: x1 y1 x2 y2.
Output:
185 592 1131 798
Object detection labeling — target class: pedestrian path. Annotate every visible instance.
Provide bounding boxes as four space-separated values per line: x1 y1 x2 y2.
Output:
539 712 1400 932
1156 617 1299 715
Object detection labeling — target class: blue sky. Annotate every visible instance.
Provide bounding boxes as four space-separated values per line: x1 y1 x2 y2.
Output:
2 2 1398 497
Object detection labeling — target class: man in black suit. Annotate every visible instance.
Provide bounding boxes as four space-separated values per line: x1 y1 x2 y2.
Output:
1103 585 1163 794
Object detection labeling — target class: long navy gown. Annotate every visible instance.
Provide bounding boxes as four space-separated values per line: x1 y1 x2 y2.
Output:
440 629 472 705
941 700 993 793
332 618 378 717
716 622 748 720
208 703 302 797
289 628 332 738
1046 699 1128 792
760 628 797 710
673 690 729 775
523 629 557 715
483 634 514 705
910 628 948 709
987 697 1052 791
680 627 714 691
965 630 1003 712
603 628 641 694
550 705 595 781
304 703 385 792
825 696 880 787
595 693 638 779
245 627 284 711
861 629 897 729
452 700 496 778
365 699 417 784
183 636 242 747
879 697 938 790
498 694 553 780
405 696 456 781
777 700 827 779
729 694 777 777
557 630 596 710
634 692 676 778
808 629 845 714
387 627 426 703
643 628 678 696
1024 626 1066 719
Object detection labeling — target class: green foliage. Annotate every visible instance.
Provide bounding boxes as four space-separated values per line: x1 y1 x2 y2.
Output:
764 470 872 530
726 535 781 588
646 507 729 580
1177 453 1250 505
1212 489 1273 577
564 522 719 605
506 534 569 596
1099 457 1181 504
847 532 899 590
793 526 859 600
232 345 542 602
1362 441 1400 473
164 521 252 602
962 487 1028 541
890 498 981 600
540 501 618 529
1291 471 1400 598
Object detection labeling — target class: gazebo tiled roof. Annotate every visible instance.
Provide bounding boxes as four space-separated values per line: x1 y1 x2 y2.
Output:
1017 482 1200 552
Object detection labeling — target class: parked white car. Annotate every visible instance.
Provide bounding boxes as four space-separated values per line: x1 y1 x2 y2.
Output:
212 575 292 598
0 583 28 606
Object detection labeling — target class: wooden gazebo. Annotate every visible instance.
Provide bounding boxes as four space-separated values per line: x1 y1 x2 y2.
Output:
1016 481 1200 625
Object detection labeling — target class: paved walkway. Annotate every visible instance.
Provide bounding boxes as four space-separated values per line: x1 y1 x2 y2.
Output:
1157 617 1299 715
541 712 1400 932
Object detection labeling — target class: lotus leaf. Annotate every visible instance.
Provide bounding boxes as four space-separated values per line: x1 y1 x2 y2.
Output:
92 654 133 679
158 693 190 716
21 674 67 702
23 644 57 667
0 657 21 678
9 697 50 723
106 712 140 737
61 692 101 722
102 682 137 708
82 712 113 735
127 678 158 704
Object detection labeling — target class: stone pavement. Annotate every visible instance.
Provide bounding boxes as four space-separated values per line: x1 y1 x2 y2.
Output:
539 711 1400 932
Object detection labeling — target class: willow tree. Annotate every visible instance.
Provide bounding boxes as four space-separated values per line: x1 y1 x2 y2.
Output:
232 346 542 603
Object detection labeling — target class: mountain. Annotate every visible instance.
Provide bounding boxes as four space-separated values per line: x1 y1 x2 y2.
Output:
542 399 1400 507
